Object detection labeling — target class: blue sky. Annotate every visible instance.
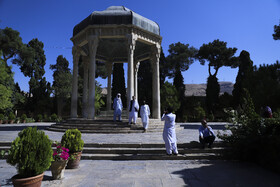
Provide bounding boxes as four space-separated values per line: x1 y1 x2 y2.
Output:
1 0 280 92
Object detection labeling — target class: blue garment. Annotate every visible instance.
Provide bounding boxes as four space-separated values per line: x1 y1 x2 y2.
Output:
199 125 215 138
113 97 123 121
161 113 178 154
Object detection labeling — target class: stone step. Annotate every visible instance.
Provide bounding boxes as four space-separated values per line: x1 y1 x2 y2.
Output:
80 147 225 154
0 142 228 160
47 127 144 133
81 153 221 160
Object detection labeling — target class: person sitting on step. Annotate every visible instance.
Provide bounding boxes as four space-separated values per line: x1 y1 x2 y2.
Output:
199 119 216 148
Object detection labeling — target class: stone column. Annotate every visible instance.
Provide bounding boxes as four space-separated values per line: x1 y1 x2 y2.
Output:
70 46 80 118
106 61 113 111
134 61 140 100
82 56 89 118
151 44 161 119
127 34 136 107
87 35 98 119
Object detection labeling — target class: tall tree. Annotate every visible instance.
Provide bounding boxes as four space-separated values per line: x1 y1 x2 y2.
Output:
273 21 280 40
50 55 72 116
197 39 238 113
232 50 254 107
166 42 197 120
138 60 153 109
160 81 180 115
159 49 168 87
0 51 13 112
0 27 24 64
111 63 127 108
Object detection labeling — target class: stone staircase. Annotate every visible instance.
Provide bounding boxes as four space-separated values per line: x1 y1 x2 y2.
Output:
0 142 228 160
47 110 167 133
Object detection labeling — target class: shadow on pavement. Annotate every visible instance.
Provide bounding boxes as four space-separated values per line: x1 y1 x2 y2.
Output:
180 124 230 130
171 160 280 186
0 125 49 131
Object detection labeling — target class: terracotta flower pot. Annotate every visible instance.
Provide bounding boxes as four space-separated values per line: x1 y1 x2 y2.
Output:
50 160 68 179
66 152 82 169
12 172 44 187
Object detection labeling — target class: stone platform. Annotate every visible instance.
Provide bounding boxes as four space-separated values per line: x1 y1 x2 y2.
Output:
47 110 167 133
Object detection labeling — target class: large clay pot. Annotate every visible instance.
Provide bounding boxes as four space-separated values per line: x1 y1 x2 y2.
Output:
50 160 68 179
66 152 82 169
12 172 44 187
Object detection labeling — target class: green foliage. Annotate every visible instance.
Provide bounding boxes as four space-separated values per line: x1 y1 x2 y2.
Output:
95 82 105 114
50 55 72 98
160 82 180 113
206 75 220 113
166 42 197 77
138 60 153 109
233 50 254 107
0 27 24 63
61 129 84 153
197 39 238 77
25 118 35 123
218 90 280 172
112 63 127 108
36 114 43 122
50 113 57 121
248 61 280 114
273 21 280 40
20 114 27 121
7 127 53 177
0 114 4 120
0 51 13 112
8 112 15 120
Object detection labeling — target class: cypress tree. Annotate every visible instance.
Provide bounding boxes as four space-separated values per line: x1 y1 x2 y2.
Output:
112 63 127 108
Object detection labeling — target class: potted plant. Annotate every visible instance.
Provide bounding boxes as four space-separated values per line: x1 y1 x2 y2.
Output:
8 112 16 124
61 129 84 169
0 114 4 124
7 127 53 187
20 114 27 123
50 142 70 179
37 114 43 122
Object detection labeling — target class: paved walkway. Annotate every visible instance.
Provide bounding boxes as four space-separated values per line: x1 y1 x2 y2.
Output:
1 122 280 187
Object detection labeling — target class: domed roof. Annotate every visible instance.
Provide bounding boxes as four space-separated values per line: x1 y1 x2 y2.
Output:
73 6 160 36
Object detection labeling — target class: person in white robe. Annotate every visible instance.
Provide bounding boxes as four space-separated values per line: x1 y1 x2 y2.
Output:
161 107 178 155
128 96 139 124
113 93 123 121
140 100 150 132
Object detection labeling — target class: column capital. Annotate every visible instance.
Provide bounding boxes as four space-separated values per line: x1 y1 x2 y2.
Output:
134 61 140 73
127 34 137 53
87 35 99 54
72 46 81 57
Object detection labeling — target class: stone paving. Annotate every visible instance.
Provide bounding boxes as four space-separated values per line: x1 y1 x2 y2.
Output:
1 122 280 187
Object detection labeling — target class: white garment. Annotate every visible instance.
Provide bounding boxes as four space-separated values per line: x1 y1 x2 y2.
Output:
140 104 150 129
128 99 139 124
113 97 123 121
161 113 178 154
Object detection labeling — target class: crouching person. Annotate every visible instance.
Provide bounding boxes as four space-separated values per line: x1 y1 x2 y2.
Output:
199 119 215 148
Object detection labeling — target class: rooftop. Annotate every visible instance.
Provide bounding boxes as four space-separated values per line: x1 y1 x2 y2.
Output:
73 6 160 36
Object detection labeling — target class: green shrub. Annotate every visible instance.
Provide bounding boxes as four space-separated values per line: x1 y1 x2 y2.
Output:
194 106 206 121
26 118 35 123
61 129 84 153
0 114 4 121
219 90 280 172
36 114 43 122
43 114 49 122
7 127 53 177
50 113 58 122
8 112 15 120
20 114 27 122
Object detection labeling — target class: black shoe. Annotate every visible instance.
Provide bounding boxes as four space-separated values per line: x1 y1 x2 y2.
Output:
173 152 178 156
166 153 172 156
